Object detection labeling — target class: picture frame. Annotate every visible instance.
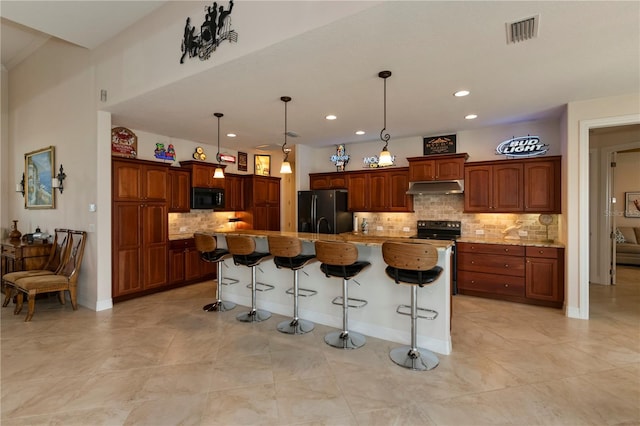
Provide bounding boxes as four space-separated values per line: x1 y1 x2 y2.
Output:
25 146 55 209
423 134 456 155
624 191 640 218
254 154 271 176
238 151 248 172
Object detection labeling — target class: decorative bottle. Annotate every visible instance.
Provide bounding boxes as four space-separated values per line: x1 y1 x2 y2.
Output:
361 218 369 234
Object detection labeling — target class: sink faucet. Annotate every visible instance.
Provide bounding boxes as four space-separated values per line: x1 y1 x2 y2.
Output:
316 217 330 233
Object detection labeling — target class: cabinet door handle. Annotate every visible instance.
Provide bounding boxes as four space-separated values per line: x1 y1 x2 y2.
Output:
505 264 509 268
470 280 475 284
539 250 544 254
471 261 475 264
504 284 509 287
504 248 509 252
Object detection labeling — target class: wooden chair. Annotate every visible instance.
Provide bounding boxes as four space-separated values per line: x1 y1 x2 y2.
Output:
13 230 87 321
2 229 71 307
194 232 237 312
382 240 442 370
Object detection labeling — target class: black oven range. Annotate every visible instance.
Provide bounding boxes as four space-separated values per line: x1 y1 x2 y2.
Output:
412 220 461 294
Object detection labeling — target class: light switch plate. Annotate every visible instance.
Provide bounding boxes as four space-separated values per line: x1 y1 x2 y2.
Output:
475 229 485 235
376 226 383 231
518 230 528 237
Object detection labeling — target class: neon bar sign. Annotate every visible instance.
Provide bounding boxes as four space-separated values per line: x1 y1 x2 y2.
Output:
496 135 548 158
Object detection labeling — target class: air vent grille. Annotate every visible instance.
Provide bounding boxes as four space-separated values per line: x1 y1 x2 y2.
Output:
506 15 539 44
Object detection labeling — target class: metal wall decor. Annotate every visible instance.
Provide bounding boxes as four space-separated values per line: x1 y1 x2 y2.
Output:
180 0 238 63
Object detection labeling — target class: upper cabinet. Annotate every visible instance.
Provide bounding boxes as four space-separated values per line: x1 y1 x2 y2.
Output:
168 168 191 212
179 161 225 189
464 156 561 213
113 158 169 202
345 168 413 212
407 153 468 181
309 172 348 190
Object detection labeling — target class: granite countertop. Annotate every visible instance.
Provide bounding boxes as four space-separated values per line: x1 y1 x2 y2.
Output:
457 237 565 248
214 229 454 249
168 233 194 241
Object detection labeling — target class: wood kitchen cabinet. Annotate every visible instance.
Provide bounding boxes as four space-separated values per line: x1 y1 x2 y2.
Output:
309 172 348 190
345 168 413 212
240 175 281 231
112 158 169 301
169 238 216 285
464 156 560 213
407 153 468 182
180 161 225 189
223 174 244 211
168 168 191 212
113 158 169 202
457 242 564 308
525 246 564 306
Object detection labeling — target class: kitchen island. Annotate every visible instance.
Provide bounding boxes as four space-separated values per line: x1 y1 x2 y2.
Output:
214 230 453 355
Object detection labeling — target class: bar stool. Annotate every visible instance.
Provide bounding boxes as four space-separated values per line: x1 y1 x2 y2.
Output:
382 241 443 371
194 232 238 312
268 235 317 335
314 240 370 349
225 235 273 323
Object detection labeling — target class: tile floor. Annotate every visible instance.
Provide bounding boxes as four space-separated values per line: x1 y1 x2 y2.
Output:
1 266 639 425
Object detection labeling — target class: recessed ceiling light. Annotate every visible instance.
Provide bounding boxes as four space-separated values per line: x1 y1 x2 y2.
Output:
465 114 478 120
226 133 236 137
454 90 470 97
355 130 365 135
325 115 337 120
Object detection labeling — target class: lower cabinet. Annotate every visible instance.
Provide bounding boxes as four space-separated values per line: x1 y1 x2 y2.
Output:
457 242 564 308
169 238 217 286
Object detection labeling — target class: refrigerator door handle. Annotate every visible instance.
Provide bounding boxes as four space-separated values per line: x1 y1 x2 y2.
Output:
311 195 317 232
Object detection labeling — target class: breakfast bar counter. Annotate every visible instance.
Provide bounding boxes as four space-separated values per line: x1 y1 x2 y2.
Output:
214 230 454 355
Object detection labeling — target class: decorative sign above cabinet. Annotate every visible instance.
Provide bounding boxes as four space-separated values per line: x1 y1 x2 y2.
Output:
496 135 548 158
330 144 350 171
180 0 238 64
423 134 456 155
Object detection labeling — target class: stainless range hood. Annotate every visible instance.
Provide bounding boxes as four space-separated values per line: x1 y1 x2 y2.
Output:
406 180 464 195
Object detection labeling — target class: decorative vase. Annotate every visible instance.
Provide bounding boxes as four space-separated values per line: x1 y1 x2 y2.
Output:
9 220 22 240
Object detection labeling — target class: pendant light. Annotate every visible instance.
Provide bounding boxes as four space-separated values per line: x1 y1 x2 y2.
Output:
377 70 394 167
279 96 293 174
213 112 225 179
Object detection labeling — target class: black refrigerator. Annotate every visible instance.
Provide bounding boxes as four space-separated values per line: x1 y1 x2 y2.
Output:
298 190 353 234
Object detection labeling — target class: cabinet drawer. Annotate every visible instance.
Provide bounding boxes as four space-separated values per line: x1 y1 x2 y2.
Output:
458 270 525 297
525 246 559 259
458 252 525 276
1 245 17 257
457 242 524 256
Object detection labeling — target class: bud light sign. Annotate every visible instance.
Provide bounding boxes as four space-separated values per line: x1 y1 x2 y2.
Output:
496 136 548 158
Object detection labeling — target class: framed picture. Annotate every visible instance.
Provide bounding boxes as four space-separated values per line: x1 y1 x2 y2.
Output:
624 192 640 217
254 154 270 176
238 151 248 171
423 134 456 155
25 146 55 209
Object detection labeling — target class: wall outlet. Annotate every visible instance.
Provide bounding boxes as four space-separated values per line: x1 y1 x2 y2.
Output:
475 229 485 235
518 230 528 237
179 226 187 232
376 226 383 231
402 227 410 232
88 224 96 233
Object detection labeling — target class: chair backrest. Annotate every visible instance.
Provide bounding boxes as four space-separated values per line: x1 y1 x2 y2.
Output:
382 241 438 271
194 232 216 253
314 240 358 266
268 235 302 258
225 235 255 256
58 230 87 282
43 229 71 273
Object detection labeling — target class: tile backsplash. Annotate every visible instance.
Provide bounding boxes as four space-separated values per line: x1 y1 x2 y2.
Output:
169 211 236 235
355 194 559 241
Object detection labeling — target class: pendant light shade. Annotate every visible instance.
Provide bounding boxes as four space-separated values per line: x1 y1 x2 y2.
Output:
213 112 225 179
280 96 293 174
377 70 394 167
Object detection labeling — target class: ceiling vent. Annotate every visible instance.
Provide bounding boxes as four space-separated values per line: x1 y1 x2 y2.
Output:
506 15 539 44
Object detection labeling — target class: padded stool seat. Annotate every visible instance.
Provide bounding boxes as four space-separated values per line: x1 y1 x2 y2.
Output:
226 235 273 323
194 232 237 312
315 240 370 349
383 241 443 371
269 235 317 335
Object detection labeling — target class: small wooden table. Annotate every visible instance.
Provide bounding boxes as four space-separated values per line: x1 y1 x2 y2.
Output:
1 239 52 280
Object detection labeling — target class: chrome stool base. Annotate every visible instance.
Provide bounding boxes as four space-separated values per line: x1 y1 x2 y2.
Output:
325 330 365 349
236 309 271 323
203 300 236 312
389 346 439 371
277 318 314 335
